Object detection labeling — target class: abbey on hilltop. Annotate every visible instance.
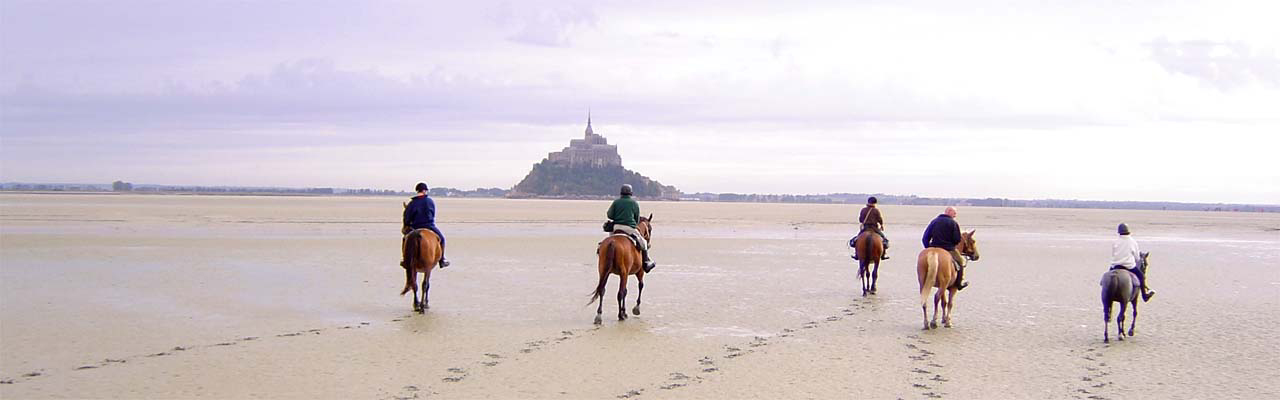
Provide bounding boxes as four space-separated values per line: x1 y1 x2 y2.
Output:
509 115 680 199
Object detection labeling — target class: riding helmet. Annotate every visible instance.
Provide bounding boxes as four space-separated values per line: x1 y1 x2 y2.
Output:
620 184 633 196
867 196 878 204
415 182 429 193
1117 223 1130 235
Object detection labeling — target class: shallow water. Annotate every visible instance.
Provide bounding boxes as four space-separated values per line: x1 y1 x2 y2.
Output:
2 194 1277 398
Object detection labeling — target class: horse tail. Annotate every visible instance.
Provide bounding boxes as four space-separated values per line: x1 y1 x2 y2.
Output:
588 240 615 306
920 251 939 308
400 231 421 296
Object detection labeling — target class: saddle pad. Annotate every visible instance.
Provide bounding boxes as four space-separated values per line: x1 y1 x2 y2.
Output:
610 232 638 247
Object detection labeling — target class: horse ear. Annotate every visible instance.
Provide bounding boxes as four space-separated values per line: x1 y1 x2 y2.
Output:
648 213 653 221
403 202 407 208
969 229 976 235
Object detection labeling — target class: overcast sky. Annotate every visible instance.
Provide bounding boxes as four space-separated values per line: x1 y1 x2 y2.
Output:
2 1 1278 204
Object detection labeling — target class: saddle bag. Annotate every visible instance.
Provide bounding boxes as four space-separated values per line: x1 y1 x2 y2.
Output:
602 221 615 232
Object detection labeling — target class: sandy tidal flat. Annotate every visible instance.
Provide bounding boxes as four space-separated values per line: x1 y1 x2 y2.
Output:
2 194 1278 398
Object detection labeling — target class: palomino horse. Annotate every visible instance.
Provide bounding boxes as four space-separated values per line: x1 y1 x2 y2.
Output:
916 230 979 330
589 215 653 325
854 230 885 296
1100 252 1149 343
399 204 443 314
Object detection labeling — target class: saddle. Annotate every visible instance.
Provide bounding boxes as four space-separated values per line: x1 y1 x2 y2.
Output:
610 230 640 248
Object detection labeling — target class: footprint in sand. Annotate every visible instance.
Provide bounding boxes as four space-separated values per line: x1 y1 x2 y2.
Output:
617 389 644 398
75 365 98 370
21 372 42 378
147 352 171 358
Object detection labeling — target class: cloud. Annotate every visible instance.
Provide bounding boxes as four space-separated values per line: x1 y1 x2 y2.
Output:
1148 38 1280 90
497 2 597 47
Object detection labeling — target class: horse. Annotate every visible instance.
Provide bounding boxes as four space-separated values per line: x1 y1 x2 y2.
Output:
399 203 443 314
589 214 653 325
1100 252 1150 343
916 230 979 330
853 230 884 296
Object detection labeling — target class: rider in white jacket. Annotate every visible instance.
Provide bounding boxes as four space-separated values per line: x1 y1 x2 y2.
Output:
1111 223 1154 302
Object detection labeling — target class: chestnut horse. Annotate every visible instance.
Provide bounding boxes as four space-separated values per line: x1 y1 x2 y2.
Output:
854 230 884 296
399 204 443 314
1100 252 1149 343
916 230 979 330
589 215 653 325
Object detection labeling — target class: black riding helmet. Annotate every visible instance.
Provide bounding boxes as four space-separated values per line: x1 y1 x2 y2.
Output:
621 184 633 196
415 182 428 193
1117 223 1130 235
867 196 878 204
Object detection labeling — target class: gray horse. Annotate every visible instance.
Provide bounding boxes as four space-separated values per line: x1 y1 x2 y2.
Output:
1100 252 1150 343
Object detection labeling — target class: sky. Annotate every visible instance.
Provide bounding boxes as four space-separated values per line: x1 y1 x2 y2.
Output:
2 0 1278 204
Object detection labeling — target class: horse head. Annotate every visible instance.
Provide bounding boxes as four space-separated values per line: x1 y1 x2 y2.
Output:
637 214 654 247
401 202 410 234
961 230 980 261
1138 251 1150 275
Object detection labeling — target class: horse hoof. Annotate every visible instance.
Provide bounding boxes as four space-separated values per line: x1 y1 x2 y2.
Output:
1103 338 1109 344
593 316 602 325
944 322 952 328
631 307 641 316
929 321 938 329
1128 329 1135 336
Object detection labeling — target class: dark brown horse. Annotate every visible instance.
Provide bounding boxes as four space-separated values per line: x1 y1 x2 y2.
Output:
589 215 653 325
854 230 884 296
399 204 443 314
916 230 979 330
1100 252 1149 343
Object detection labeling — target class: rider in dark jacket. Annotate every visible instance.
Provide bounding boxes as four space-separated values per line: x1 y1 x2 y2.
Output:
402 182 449 268
922 206 967 290
855 196 890 260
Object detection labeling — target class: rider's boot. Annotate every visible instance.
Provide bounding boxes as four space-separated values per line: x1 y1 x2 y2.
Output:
642 250 656 273
953 264 969 291
1141 284 1155 302
881 238 891 260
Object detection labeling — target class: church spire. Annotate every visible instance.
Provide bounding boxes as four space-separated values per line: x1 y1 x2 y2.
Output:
585 109 594 136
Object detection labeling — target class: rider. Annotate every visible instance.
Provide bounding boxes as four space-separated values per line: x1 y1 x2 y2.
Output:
607 184 655 272
922 206 967 290
855 196 890 260
402 182 450 268
1111 223 1154 302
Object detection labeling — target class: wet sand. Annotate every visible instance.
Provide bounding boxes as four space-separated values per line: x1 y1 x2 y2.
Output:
2 194 1278 398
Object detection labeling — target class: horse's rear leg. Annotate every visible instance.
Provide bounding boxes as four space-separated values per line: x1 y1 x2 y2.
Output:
419 269 431 312
930 291 942 329
1116 302 1128 341
617 274 629 321
859 263 869 296
870 262 879 294
1127 299 1138 337
1102 301 1112 343
632 278 643 316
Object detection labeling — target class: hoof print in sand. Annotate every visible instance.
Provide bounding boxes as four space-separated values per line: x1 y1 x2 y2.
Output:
442 367 468 383
75 365 98 370
617 389 644 398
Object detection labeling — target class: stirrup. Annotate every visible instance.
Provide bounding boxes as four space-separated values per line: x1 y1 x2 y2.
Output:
439 258 451 268
642 261 655 273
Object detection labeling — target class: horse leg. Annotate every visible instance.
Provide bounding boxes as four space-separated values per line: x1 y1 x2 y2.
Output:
870 262 879 294
859 262 869 296
420 269 431 311
943 288 956 328
1116 301 1127 341
617 274 629 321
407 268 421 313
1130 299 1140 336
1102 301 1112 343
921 288 931 330
594 277 605 325
632 277 643 316
930 291 941 329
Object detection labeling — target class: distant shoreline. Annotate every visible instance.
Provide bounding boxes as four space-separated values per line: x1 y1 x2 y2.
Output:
1 190 1275 213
